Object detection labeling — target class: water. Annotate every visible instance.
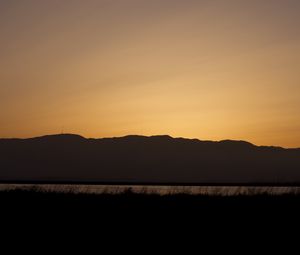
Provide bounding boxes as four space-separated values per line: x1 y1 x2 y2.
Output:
1 184 300 196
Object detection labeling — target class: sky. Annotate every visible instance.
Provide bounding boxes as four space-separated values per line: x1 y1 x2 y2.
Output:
1 0 300 148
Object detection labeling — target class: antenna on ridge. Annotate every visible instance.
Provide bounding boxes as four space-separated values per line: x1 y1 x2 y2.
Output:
61 126 65 135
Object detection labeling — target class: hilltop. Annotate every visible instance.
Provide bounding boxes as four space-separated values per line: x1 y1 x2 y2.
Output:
1 134 300 184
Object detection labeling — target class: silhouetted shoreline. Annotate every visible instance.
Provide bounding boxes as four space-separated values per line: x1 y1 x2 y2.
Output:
2 180 300 186
2 188 300 230
2 188 300 214
2 183 300 197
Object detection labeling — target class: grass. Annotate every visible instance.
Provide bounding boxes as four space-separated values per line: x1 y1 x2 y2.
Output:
2 188 300 232
2 187 300 211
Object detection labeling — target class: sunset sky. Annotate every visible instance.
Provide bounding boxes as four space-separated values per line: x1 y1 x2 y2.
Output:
1 0 300 148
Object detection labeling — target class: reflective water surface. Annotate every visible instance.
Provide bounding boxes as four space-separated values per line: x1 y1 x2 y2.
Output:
1 184 300 196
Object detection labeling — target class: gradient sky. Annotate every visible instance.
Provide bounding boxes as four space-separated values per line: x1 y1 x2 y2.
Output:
1 0 300 147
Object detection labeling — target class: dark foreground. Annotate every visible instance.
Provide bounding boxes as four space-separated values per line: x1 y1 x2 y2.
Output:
2 189 300 219
2 189 300 243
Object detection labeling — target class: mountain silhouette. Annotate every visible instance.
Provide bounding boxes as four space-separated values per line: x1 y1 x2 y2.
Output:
1 134 300 184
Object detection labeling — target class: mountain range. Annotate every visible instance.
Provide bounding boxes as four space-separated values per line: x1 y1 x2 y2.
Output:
1 134 300 184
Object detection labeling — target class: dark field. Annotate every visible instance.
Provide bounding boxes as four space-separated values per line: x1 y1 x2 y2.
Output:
2 187 300 221
2 188 300 240
1 188 298 246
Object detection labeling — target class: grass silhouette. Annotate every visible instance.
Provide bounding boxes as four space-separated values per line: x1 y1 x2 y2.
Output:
2 187 300 231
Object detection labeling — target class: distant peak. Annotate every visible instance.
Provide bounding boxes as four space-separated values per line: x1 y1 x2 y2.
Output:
112 135 174 140
218 139 255 147
150 135 173 139
31 134 85 141
122 135 147 139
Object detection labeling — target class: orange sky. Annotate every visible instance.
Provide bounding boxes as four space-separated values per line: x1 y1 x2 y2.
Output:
1 0 300 148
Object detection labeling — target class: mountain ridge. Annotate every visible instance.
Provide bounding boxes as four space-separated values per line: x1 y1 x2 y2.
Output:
1 133 296 150
1 133 300 184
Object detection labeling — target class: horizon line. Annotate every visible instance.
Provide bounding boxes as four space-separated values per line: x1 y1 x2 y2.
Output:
1 133 300 150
